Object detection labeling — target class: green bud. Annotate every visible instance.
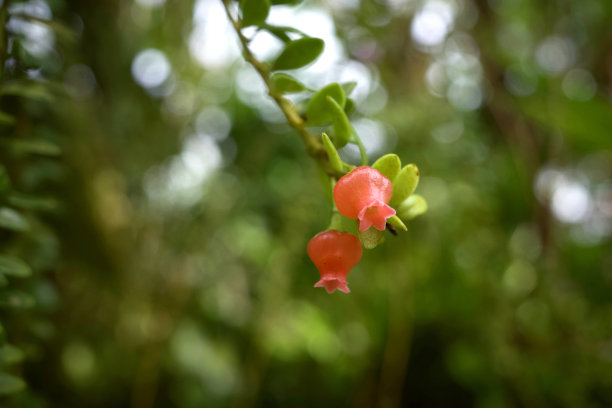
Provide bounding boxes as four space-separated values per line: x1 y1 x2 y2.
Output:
372 153 401 182
397 194 428 220
389 164 419 207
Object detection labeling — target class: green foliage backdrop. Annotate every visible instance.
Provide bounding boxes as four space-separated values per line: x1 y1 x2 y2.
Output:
0 0 611 407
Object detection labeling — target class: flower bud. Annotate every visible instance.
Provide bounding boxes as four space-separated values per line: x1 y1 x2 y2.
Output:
307 230 362 294
333 166 396 232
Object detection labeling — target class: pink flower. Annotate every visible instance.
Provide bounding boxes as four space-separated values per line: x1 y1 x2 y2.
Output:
333 166 396 232
307 230 362 294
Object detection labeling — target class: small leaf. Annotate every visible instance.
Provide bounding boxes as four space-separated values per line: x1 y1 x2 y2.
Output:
387 215 407 231
389 164 419 207
322 133 343 174
0 290 35 309
305 83 345 126
241 0 270 27
272 37 324 71
397 194 428 220
271 73 307 93
341 81 357 95
0 344 25 366
263 25 292 42
8 192 58 212
358 225 384 249
0 207 29 231
3 139 61 156
325 96 351 148
3 80 54 103
0 111 15 126
372 154 401 182
344 98 355 116
0 373 26 395
0 256 31 278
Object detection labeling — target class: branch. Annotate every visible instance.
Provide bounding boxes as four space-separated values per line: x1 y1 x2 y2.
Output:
221 0 344 178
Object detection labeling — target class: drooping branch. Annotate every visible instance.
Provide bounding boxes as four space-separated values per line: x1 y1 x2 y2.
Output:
220 0 344 178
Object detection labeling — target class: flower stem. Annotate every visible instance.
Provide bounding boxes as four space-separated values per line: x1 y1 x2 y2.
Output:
221 0 344 178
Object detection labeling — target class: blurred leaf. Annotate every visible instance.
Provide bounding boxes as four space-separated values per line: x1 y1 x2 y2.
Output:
0 207 29 231
0 256 32 278
0 165 10 196
2 80 54 103
271 73 307 93
358 225 384 249
0 274 7 287
341 81 357 95
0 373 25 395
322 133 343 174
0 291 36 309
326 96 351 148
8 192 58 212
0 111 15 126
240 0 270 27
272 37 324 70
3 139 61 156
262 24 307 43
305 83 345 126
519 95 612 152
0 344 25 366
389 164 419 207
397 194 428 220
372 154 401 182
271 0 303 4
8 14 78 43
387 215 407 231
344 98 355 116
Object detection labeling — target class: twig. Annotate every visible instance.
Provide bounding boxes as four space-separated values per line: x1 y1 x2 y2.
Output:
221 0 344 178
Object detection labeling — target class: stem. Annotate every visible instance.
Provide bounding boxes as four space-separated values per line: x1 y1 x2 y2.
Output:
221 0 344 178
351 126 368 166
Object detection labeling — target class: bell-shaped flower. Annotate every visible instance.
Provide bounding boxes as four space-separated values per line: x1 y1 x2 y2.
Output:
307 230 362 294
333 166 396 232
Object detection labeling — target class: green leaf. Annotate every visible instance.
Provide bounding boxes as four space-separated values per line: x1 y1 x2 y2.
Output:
358 225 384 249
271 73 307 93
241 0 270 27
387 215 407 231
0 373 26 395
305 83 346 126
344 98 355 116
0 290 36 309
271 0 303 4
372 154 401 182
0 207 29 231
0 165 10 196
397 194 428 220
322 133 343 174
8 192 58 212
0 344 25 366
0 111 15 126
272 37 324 71
341 81 357 95
2 80 54 103
389 164 419 207
0 256 32 278
326 96 351 148
3 139 61 156
263 25 292 42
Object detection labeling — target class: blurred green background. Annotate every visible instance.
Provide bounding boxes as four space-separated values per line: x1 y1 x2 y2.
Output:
0 0 611 407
